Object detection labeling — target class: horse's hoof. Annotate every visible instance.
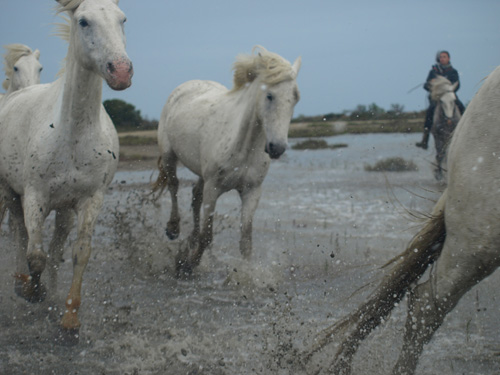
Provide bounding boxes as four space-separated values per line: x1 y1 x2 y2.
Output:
175 258 193 279
54 327 80 346
14 275 47 303
166 229 179 240
415 142 428 150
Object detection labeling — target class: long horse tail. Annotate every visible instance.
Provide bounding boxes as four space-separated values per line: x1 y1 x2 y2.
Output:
151 156 168 197
306 189 448 367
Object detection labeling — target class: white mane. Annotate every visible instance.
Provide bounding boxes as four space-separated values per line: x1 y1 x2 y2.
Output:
52 15 71 77
2 44 39 90
56 0 86 13
231 46 297 91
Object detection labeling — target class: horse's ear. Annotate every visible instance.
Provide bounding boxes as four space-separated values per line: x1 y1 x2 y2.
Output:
452 81 459 92
34 49 40 60
55 0 71 6
292 56 302 77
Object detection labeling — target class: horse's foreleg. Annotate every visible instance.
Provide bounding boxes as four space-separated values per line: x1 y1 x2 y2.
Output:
191 182 219 268
17 191 48 302
393 238 498 375
47 209 75 292
238 185 262 259
60 193 103 334
189 178 204 248
9 195 29 281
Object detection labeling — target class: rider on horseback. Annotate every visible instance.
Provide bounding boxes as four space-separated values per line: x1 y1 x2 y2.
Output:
416 50 465 149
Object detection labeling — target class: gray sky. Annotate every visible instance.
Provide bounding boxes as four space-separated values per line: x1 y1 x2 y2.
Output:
1 0 499 120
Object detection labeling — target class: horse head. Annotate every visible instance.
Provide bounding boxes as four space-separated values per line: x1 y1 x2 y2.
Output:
57 0 133 90
257 53 301 159
430 77 458 123
2 45 42 92
439 90 457 123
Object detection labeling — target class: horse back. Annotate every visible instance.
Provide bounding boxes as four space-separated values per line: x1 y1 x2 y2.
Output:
158 80 229 175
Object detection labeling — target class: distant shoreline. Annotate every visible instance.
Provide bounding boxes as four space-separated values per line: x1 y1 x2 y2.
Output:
117 118 425 170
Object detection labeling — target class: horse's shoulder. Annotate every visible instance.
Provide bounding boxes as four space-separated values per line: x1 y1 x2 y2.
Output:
179 79 227 93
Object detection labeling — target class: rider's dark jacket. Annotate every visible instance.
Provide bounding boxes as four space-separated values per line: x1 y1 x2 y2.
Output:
423 64 460 92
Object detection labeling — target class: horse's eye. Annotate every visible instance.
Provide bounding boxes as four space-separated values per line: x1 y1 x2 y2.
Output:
13 66 18 72
122 17 127 24
79 19 89 27
39 67 43 72
266 93 273 101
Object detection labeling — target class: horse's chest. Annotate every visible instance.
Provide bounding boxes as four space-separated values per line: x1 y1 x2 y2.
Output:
214 156 270 190
26 145 117 199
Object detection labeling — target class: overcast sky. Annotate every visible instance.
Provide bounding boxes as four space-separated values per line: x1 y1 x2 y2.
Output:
1 0 499 120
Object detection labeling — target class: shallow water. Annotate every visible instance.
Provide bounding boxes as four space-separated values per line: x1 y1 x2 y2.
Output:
1 133 499 374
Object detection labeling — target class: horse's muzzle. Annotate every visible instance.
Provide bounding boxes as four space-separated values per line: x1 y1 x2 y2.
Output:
265 142 286 159
106 58 134 91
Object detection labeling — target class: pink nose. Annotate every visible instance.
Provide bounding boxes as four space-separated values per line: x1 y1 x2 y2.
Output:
106 58 133 90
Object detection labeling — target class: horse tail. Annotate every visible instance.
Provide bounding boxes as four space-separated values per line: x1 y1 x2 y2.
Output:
151 156 168 196
307 189 448 365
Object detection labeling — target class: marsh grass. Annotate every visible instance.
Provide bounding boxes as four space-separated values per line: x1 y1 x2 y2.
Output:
364 157 418 172
119 135 157 146
292 139 348 150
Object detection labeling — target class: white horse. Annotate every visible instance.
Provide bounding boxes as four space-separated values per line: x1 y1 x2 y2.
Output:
429 76 461 180
0 44 43 221
1 44 42 100
308 66 500 374
0 0 132 340
153 46 301 275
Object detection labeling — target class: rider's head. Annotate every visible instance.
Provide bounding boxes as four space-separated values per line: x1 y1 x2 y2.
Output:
436 51 450 65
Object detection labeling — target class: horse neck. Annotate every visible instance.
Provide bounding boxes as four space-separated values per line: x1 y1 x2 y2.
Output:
57 47 103 136
231 83 266 154
5 85 15 96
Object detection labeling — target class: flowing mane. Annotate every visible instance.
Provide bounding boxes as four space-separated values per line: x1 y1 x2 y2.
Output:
2 44 39 90
52 16 71 77
231 45 296 91
430 75 454 101
56 0 86 13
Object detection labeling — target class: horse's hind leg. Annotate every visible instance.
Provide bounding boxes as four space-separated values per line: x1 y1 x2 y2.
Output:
188 178 204 248
47 209 75 292
238 185 262 259
162 153 181 240
392 237 500 375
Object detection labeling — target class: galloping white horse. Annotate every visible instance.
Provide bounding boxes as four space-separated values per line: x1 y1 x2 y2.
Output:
0 0 132 339
309 66 500 374
429 76 461 180
154 46 301 275
1 44 42 100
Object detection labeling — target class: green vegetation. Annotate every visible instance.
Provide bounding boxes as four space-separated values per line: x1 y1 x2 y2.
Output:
292 139 348 150
119 135 157 146
103 99 158 132
364 157 418 172
293 103 425 123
